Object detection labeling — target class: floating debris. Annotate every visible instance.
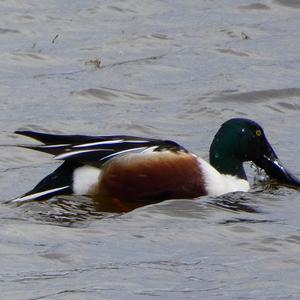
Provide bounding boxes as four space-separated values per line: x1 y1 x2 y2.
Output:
85 57 102 69
241 32 250 40
52 34 59 44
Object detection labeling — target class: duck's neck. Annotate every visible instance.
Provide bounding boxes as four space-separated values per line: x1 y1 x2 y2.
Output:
209 137 247 180
210 152 247 180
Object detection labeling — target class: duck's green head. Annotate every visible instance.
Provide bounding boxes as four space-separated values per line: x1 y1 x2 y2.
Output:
209 118 300 186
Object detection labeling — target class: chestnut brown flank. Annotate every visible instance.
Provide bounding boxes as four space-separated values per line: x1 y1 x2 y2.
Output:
98 151 207 203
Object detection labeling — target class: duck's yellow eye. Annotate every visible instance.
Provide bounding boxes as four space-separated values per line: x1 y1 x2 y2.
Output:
256 129 262 137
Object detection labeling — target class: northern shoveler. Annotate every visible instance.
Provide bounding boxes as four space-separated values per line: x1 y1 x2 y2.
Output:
12 118 300 210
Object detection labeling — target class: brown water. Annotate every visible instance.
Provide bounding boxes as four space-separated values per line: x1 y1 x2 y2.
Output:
1 0 300 299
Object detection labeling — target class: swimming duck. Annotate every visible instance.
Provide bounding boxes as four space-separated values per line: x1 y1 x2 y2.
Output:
13 118 300 207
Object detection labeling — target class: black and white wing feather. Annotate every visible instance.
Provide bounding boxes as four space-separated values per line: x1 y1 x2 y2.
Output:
15 131 187 166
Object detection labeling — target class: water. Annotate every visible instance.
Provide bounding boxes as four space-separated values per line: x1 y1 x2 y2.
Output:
1 0 300 299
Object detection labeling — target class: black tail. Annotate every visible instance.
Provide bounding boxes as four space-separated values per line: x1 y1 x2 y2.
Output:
12 161 81 203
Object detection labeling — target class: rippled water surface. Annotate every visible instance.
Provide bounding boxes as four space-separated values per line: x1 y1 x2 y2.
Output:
1 0 300 299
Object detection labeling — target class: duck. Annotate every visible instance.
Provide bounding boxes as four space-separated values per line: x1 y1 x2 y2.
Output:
12 118 300 210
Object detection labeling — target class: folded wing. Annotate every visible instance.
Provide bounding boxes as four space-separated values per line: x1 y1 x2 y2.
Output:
15 131 187 166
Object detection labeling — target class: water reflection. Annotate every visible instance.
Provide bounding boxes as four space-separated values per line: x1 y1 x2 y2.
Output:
10 196 118 226
208 192 261 213
7 188 273 226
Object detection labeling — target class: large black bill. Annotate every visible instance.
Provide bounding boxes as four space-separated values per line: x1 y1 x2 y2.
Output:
257 155 300 187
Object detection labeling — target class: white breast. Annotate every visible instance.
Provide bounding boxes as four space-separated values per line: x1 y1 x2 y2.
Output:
198 158 250 197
